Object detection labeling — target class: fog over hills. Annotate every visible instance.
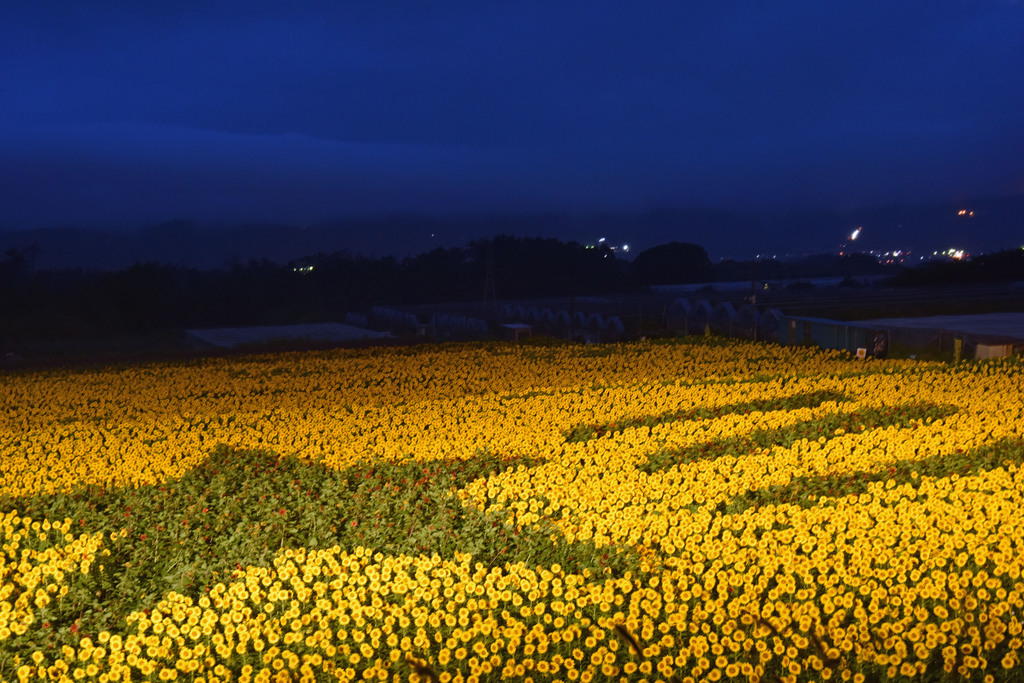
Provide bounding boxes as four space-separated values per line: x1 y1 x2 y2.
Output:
2 195 1022 272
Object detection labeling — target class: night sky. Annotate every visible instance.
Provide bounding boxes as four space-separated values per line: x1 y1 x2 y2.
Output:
2 1 1023 258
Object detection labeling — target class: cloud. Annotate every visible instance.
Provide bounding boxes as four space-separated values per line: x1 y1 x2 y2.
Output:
2 1 1023 231
0 123 574 228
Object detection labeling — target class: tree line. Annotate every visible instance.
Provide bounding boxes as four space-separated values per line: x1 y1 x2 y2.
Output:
5 234 1008 355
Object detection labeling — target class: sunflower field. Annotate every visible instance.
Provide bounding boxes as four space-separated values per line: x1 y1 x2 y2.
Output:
1 337 1022 683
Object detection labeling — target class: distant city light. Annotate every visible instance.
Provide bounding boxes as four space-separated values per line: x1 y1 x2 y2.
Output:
586 237 629 254
292 265 314 273
850 227 861 240
957 209 974 217
872 248 916 265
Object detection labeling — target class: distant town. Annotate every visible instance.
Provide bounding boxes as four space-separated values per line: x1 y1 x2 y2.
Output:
2 195 1022 272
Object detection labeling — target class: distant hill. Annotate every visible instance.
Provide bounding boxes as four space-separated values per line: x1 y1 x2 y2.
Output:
1 195 1022 271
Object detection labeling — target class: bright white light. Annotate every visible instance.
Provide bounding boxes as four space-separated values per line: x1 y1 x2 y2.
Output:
850 228 861 240
622 244 630 253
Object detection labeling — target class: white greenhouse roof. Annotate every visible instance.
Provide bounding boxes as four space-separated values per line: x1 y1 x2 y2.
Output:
186 323 391 349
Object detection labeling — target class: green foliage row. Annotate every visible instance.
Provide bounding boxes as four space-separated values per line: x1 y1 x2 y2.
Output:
563 389 850 442
0 447 635 660
729 437 1024 514
643 402 960 473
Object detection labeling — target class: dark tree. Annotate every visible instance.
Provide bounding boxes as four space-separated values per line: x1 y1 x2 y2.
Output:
631 241 714 285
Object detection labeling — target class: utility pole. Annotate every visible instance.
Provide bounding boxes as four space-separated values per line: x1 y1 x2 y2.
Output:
569 294 575 342
482 240 497 321
749 259 757 305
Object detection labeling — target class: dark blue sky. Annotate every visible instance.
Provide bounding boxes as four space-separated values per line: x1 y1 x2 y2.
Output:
2 1 1023 250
